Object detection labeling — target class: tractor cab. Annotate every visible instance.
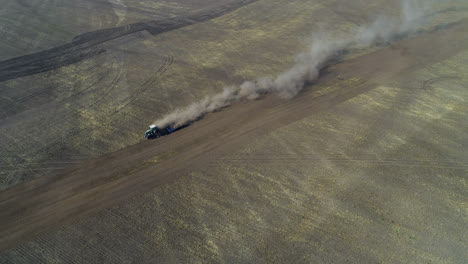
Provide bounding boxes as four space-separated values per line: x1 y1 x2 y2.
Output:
145 125 174 139
144 125 161 139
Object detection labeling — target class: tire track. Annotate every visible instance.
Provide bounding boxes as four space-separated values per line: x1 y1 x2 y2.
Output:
86 54 125 107
81 32 152 108
111 53 174 115
0 69 110 176
68 72 110 100
0 51 170 183
0 48 107 115
0 0 258 82
212 154 468 169
0 155 98 175
0 87 52 113
421 76 459 90
1 54 125 183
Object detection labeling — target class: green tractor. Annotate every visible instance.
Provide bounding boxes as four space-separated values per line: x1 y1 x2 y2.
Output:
144 125 174 139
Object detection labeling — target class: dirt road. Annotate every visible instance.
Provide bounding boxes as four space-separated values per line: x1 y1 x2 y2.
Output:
1 17 467 252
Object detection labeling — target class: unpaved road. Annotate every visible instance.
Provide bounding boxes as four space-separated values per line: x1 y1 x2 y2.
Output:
1 17 467 252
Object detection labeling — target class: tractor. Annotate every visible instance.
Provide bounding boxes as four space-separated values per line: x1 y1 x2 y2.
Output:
144 125 174 139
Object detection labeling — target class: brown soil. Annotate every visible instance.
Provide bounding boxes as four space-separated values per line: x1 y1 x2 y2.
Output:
1 17 467 252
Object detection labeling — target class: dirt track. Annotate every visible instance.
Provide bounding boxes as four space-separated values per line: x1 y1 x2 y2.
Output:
1 17 467 252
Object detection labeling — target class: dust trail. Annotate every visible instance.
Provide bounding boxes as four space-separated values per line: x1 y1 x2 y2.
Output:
153 0 441 129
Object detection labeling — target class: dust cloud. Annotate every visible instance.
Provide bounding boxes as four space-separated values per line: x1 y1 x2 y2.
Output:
153 0 441 129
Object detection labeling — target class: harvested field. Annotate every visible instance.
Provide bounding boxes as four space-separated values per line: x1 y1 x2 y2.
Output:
0 0 467 263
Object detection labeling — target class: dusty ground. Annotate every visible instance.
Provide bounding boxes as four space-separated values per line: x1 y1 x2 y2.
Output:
0 0 467 263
